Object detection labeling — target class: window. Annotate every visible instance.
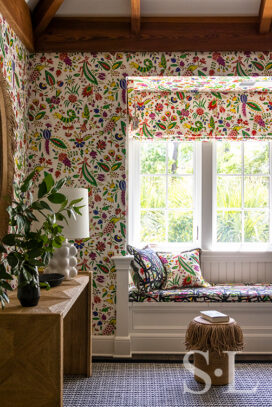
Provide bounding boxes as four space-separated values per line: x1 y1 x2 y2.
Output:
129 140 200 249
129 139 272 251
214 141 270 248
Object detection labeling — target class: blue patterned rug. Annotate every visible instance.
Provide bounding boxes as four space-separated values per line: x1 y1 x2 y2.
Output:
64 362 272 407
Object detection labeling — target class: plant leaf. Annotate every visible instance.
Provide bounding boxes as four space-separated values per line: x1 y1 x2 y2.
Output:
44 173 54 191
38 181 48 198
7 252 18 267
21 170 36 192
2 234 17 246
27 247 43 259
69 198 83 206
0 244 7 253
39 200 53 211
0 281 12 290
48 193 66 204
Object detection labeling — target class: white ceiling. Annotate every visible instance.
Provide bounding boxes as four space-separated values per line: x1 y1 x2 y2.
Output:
26 0 262 17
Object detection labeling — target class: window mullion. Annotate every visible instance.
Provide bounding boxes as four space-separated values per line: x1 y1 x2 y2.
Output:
202 141 213 250
165 142 169 243
241 142 244 244
269 141 272 245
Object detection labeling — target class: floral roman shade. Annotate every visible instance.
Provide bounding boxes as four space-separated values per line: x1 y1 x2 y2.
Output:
128 76 272 141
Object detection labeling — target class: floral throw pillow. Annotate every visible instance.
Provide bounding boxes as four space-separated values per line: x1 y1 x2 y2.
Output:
127 245 166 291
157 249 210 289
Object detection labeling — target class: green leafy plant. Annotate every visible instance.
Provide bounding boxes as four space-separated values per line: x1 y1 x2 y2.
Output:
0 170 84 308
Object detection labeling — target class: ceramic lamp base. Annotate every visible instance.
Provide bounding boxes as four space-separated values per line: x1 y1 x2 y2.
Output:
45 239 78 280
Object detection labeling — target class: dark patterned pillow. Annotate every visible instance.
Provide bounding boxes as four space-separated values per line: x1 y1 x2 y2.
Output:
127 245 166 291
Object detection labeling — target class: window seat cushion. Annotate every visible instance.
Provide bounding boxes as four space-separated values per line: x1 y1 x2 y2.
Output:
129 284 272 303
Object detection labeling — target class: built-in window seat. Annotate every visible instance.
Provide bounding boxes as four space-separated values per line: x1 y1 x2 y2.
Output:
129 284 272 303
110 253 272 358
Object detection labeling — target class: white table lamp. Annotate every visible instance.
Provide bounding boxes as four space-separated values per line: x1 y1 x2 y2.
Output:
45 187 89 279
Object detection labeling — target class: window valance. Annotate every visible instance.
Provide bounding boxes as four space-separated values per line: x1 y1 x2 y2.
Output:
128 77 272 141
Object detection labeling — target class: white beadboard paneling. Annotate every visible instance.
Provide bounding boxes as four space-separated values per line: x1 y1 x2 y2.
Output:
257 262 266 283
265 263 272 282
235 262 242 283
201 251 272 283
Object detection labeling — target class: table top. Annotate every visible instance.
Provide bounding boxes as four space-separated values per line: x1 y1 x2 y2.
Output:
0 272 90 317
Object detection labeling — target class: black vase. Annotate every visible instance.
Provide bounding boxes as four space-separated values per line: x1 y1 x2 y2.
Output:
17 266 40 307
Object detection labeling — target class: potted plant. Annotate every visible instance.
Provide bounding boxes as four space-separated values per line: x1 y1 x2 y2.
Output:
0 170 83 308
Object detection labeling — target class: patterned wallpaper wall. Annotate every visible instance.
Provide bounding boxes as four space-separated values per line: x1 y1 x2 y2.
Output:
0 15 29 182
27 52 272 334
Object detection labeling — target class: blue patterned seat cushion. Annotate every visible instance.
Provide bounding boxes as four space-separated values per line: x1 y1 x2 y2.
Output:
129 284 272 302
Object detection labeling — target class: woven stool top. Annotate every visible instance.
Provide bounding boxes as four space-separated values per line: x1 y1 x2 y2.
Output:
185 315 244 353
194 316 236 326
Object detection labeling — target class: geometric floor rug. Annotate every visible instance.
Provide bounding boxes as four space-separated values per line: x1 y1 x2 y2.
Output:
64 362 272 407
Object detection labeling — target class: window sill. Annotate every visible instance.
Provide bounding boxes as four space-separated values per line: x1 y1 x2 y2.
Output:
201 250 272 260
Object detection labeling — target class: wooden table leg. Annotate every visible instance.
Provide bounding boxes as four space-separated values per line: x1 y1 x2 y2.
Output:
63 283 91 376
0 314 63 407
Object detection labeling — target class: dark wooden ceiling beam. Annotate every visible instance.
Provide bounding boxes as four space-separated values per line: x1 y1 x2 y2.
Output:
259 0 272 33
33 0 64 36
0 0 34 52
131 0 140 35
35 17 272 52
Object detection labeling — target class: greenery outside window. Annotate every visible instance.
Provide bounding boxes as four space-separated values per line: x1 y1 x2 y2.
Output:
214 141 271 249
129 140 200 250
129 139 272 251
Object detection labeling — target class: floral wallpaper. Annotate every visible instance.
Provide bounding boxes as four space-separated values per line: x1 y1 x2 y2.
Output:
0 15 29 182
26 51 272 335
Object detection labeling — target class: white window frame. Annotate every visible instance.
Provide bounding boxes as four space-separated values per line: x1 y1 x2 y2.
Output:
211 140 272 251
129 139 272 252
128 139 201 251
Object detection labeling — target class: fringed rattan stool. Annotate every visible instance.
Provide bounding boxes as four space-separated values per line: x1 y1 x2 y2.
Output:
185 316 244 386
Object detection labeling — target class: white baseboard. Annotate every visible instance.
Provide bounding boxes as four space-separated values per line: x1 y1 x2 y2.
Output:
92 335 115 356
92 331 272 357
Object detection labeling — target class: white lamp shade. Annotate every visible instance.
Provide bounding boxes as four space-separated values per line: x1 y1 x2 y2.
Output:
59 187 89 239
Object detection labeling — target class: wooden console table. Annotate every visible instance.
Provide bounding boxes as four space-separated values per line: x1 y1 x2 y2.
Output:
0 271 92 407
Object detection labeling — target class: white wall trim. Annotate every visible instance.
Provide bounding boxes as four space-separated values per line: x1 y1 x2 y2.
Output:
92 331 272 357
111 255 272 357
92 335 115 356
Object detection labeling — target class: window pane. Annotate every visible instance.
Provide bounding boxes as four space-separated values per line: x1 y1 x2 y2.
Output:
244 210 269 242
168 176 193 209
140 143 166 174
217 142 241 174
140 210 166 243
217 211 242 243
244 142 269 175
168 142 193 174
141 176 166 208
168 211 193 242
244 177 269 208
217 176 242 208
